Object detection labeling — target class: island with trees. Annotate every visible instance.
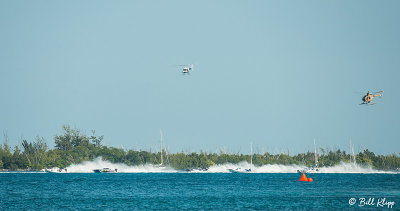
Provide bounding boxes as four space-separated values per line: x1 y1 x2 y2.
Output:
1 126 399 171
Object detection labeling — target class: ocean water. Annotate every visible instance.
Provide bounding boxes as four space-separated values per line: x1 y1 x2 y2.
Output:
1 172 399 210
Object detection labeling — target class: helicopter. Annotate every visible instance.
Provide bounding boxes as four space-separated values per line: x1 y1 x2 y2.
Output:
360 91 384 105
177 64 194 74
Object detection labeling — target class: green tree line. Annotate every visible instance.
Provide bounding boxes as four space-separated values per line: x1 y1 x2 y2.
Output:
1 126 399 171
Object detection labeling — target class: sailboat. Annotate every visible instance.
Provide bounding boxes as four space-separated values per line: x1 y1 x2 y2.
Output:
350 140 356 164
228 142 253 173
157 129 166 168
297 139 320 174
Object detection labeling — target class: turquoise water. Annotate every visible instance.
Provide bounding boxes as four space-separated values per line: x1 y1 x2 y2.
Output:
1 173 399 210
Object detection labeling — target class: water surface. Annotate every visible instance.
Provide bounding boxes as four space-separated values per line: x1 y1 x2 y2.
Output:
1 173 399 210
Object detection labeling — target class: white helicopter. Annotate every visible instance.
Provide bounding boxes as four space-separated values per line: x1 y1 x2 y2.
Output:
177 64 194 74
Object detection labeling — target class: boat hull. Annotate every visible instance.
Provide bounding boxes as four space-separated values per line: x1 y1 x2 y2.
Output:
297 168 320 174
93 168 117 173
228 168 251 173
45 168 67 173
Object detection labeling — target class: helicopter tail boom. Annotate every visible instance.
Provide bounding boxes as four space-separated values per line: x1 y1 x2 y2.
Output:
373 91 384 97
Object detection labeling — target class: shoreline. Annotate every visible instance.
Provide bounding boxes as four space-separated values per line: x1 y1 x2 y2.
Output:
0 169 42 172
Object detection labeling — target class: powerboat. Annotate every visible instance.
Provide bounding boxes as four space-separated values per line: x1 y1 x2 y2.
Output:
297 164 319 174
185 168 208 172
44 168 67 173
228 143 254 173
93 168 118 173
228 168 251 173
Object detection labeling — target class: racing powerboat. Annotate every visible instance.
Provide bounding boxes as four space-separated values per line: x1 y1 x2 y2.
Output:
93 168 118 173
297 164 319 174
228 168 252 173
44 168 68 173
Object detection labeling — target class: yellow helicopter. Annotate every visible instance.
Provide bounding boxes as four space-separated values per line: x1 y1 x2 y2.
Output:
360 91 384 105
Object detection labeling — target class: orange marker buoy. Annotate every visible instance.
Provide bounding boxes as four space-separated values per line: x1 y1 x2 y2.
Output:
308 178 313 182
298 173 308 181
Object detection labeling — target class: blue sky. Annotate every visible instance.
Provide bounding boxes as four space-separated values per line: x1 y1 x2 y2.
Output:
1 1 399 155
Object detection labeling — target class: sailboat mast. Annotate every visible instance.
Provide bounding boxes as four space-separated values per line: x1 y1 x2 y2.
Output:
350 139 355 164
160 129 163 166
250 142 253 166
314 138 318 165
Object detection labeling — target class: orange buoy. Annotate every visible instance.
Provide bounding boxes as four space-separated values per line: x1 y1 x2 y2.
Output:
308 178 313 182
298 173 308 181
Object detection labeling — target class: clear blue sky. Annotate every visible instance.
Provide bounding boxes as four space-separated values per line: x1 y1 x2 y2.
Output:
1 1 399 155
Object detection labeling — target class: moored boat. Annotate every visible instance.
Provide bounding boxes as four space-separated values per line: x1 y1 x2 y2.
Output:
297 138 320 174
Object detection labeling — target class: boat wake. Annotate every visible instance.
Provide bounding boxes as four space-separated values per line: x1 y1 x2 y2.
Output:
315 162 391 174
38 158 396 174
194 161 395 174
65 157 178 173
205 161 303 173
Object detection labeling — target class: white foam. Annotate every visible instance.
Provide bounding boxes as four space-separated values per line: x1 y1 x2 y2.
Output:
60 158 396 174
65 157 178 173
194 161 396 174
206 161 304 173
316 162 393 174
